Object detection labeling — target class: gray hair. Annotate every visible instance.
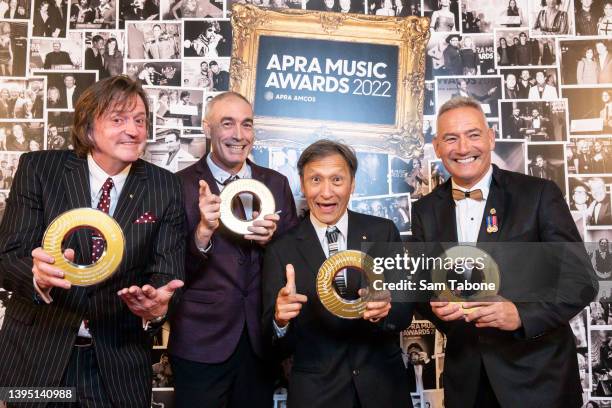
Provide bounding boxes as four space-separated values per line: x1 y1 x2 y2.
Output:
204 91 251 122
437 96 486 122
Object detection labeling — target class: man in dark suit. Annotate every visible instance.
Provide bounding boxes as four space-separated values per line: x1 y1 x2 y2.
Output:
0 76 186 407
84 35 106 78
48 0 67 37
210 60 229 91
525 108 552 141
597 41 612 84
528 154 557 181
43 41 73 69
504 107 525 139
451 79 498 102
60 74 82 110
169 91 298 408
443 34 463 76
262 140 414 408
411 96 596 408
405 342 436 391
588 177 612 226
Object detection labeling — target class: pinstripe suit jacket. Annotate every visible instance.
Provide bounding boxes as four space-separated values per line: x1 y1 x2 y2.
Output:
0 150 186 407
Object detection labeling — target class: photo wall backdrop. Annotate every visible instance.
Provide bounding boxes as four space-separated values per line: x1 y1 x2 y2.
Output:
0 0 610 407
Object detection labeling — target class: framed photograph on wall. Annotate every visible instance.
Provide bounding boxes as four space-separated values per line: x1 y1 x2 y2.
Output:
229 3 430 158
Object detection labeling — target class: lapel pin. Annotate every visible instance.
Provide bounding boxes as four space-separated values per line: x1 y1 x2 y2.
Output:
486 208 498 233
129 194 134 199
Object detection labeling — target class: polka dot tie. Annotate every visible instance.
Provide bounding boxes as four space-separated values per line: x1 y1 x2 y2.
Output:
91 177 114 262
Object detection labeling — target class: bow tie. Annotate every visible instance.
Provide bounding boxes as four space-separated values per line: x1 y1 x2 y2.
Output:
452 188 483 201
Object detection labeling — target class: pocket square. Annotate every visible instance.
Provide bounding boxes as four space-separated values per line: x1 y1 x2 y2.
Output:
134 211 158 224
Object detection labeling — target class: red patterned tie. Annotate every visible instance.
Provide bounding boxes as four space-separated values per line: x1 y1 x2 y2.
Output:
91 177 114 262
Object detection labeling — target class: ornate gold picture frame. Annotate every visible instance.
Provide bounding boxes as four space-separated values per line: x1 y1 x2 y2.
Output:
230 4 430 158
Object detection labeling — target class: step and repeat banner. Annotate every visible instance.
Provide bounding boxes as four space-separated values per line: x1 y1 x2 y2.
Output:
0 0 610 407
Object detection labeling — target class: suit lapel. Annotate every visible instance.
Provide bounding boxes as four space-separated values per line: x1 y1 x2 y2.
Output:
346 211 370 293
63 154 93 264
196 155 221 195
434 180 458 242
295 218 327 280
249 160 265 213
113 159 148 231
477 166 505 243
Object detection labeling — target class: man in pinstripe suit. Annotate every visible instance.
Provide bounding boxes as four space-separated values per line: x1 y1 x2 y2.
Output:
0 76 186 407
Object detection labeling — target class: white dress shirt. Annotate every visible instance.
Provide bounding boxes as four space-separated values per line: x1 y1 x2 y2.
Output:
207 153 253 219
275 210 349 337
65 86 75 110
452 166 493 243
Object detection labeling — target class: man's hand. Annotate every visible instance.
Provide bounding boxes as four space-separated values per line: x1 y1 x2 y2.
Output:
195 180 221 248
359 288 392 322
430 300 465 322
464 298 522 331
274 264 307 327
117 280 184 321
245 211 279 246
32 247 73 291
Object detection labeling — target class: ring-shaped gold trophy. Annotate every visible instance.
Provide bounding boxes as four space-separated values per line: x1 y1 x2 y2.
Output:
316 250 382 319
42 208 124 286
219 178 276 235
431 245 500 314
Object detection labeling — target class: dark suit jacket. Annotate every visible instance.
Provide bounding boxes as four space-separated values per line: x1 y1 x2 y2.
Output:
504 115 525 138
44 50 72 69
262 211 414 408
169 155 298 363
410 165 597 408
599 54 612 84
0 150 186 407
591 196 612 226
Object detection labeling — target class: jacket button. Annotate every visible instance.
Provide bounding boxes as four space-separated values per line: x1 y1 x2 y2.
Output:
352 369 360 376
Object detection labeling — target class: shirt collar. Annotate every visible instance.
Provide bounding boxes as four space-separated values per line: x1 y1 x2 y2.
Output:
87 153 130 196
451 165 493 201
310 209 349 245
206 153 250 185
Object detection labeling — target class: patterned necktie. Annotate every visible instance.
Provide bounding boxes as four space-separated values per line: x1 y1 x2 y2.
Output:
326 226 347 296
91 177 113 262
452 188 483 201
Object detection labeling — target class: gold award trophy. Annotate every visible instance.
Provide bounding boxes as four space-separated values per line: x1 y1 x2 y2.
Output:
42 208 124 286
431 245 500 314
219 178 276 235
316 250 382 319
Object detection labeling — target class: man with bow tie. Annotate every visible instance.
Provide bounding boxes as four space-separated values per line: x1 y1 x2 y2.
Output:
0 76 186 407
411 96 597 408
261 140 415 408
169 91 298 408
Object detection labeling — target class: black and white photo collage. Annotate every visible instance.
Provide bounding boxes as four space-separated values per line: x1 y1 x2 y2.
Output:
0 0 608 405
421 4 611 403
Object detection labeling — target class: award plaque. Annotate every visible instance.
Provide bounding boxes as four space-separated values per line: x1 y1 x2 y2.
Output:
42 208 125 286
316 250 382 319
219 178 276 235
431 245 500 314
